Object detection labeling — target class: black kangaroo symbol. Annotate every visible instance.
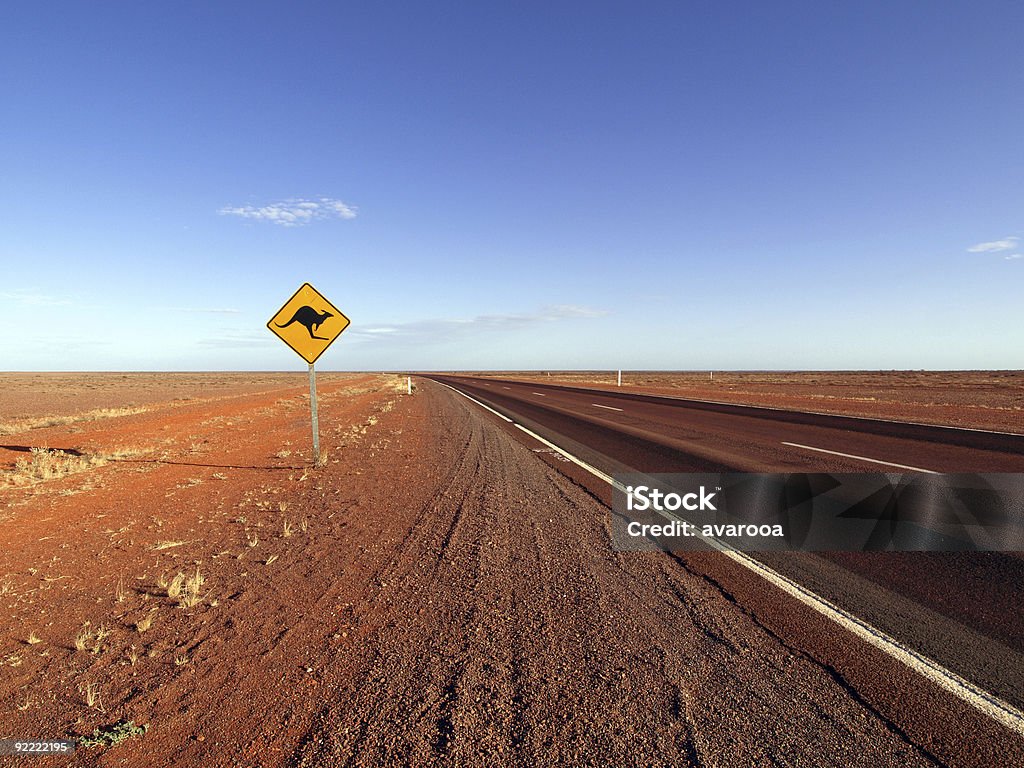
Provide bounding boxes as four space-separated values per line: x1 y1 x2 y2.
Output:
276 306 334 340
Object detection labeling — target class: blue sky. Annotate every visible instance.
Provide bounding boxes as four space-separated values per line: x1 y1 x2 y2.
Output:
2 1 1021 371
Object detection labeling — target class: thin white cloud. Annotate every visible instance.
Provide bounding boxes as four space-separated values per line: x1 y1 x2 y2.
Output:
347 305 609 343
218 197 358 227
198 331 271 349
0 289 73 307
966 236 1019 253
1004 254 1023 261
169 307 242 314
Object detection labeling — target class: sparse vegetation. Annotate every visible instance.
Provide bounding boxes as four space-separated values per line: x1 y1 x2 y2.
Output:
0 406 148 436
73 621 112 653
247 532 259 548
152 540 186 551
74 623 92 651
180 568 205 608
114 574 127 603
265 555 279 565
26 632 42 645
282 519 293 538
5 448 106 487
78 720 148 749
166 572 186 600
135 610 156 633
165 567 205 608
0 444 154 488
174 653 189 666
79 680 104 711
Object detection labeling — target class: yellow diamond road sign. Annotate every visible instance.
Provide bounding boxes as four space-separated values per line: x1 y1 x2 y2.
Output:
267 282 350 364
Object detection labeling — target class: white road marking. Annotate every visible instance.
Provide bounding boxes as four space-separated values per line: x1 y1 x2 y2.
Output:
515 383 1023 438
502 386 511 390
592 403 623 412
442 379 1024 738
532 392 546 397
781 442 938 473
435 381 513 422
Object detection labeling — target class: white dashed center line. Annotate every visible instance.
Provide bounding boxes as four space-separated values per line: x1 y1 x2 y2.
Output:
781 442 937 473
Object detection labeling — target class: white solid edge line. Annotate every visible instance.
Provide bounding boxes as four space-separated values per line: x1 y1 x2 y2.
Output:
592 403 624 412
441 379 1024 738
718 549 1024 737
436 381 513 422
781 442 939 474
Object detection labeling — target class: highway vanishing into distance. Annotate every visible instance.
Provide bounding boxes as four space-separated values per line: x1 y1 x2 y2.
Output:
425 374 1024 765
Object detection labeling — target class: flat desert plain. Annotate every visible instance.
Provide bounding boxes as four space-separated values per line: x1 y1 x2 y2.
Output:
468 370 1024 434
2 372 1022 768
1 373 419 765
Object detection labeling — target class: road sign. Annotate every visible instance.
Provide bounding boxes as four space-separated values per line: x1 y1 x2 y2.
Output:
267 282 350 364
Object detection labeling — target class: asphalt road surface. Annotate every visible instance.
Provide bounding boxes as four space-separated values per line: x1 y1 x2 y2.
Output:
416 374 1024 766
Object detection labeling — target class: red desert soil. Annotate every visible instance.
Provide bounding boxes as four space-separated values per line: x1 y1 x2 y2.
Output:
467 371 1024 434
0 374 1016 766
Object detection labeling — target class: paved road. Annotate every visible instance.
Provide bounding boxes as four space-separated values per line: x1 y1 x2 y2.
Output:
429 375 1024 474
422 374 1024 765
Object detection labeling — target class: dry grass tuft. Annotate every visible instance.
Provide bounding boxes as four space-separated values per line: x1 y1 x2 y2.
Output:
0 406 148 436
166 572 186 600
74 623 92 652
152 540 186 551
5 448 106 487
135 610 156 633
315 449 329 468
78 680 104 711
282 519 293 538
165 568 205 608
72 622 110 655
180 568 205 608
26 632 42 645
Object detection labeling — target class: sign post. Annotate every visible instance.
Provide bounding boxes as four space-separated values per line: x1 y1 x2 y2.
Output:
309 363 320 460
267 282 350 466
